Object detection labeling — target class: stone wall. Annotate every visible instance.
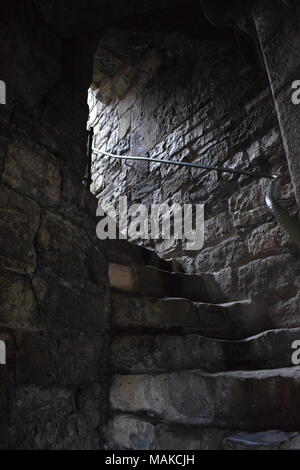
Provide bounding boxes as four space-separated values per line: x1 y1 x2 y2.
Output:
253 0 300 207
89 29 300 329
1 0 300 450
0 2 110 449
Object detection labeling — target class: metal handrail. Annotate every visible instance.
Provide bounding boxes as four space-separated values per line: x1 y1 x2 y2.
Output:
91 146 300 250
83 129 93 187
92 148 277 180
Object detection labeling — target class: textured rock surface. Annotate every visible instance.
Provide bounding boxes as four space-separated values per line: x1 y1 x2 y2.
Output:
254 0 300 208
224 430 300 450
2 0 300 451
108 262 220 302
89 23 300 326
110 367 300 429
111 328 300 373
0 0 112 450
111 295 264 339
106 414 230 450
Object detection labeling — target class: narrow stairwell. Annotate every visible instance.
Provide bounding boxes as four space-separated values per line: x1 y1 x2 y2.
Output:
104 249 300 450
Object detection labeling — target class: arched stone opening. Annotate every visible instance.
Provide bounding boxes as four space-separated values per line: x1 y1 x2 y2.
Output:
88 3 299 312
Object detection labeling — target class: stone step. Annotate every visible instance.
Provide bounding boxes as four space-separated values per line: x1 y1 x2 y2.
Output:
111 295 265 340
110 367 300 429
111 328 300 373
108 263 223 303
105 414 230 450
101 239 179 272
106 415 300 450
223 430 300 450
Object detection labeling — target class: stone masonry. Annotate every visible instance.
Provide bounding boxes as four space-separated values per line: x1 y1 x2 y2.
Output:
1 0 300 451
0 1 110 450
89 17 300 331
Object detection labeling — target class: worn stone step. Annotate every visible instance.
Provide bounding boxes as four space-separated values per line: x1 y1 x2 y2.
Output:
111 295 265 339
110 367 300 429
101 239 178 272
223 430 300 450
106 414 230 450
108 263 223 302
111 328 300 373
106 415 300 450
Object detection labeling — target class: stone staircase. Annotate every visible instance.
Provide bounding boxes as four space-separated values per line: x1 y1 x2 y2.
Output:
104 247 300 450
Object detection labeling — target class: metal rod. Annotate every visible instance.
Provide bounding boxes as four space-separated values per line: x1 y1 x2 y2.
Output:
92 148 276 180
83 129 94 187
92 147 300 250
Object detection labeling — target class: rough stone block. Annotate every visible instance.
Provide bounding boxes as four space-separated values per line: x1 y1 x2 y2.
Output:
118 108 131 141
111 295 198 331
10 387 75 449
106 414 230 450
3 139 62 205
0 184 40 274
194 299 266 339
16 332 57 386
0 269 38 328
108 263 134 292
111 327 300 373
58 333 105 386
194 236 248 272
275 85 300 208
106 414 156 450
108 262 219 302
110 367 300 429
36 211 90 287
224 430 300 450
32 273 110 332
254 2 300 93
204 212 234 246
228 180 272 229
247 222 289 257
238 254 300 300
78 383 108 430
268 291 300 330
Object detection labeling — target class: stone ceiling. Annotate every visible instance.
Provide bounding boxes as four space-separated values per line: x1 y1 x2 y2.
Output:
89 0 254 103
33 0 192 35
32 0 274 37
